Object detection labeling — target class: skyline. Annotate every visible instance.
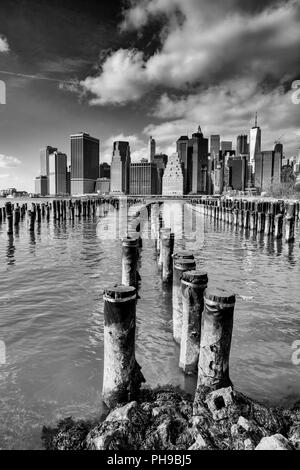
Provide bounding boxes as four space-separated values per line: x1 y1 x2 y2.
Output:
0 0 300 192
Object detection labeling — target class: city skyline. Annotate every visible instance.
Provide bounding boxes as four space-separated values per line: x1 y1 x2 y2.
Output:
0 0 300 192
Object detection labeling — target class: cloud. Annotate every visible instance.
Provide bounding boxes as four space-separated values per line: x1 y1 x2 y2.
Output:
101 133 150 163
81 0 300 106
81 49 150 105
0 35 9 53
0 155 22 169
143 80 300 156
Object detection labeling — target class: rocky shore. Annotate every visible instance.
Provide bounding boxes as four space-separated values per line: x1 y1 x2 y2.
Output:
42 386 300 451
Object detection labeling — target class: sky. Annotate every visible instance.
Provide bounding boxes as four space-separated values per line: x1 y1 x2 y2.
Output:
0 0 300 192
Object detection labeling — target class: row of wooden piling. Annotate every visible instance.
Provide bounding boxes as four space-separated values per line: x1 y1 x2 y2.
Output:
194 198 298 243
101 205 236 408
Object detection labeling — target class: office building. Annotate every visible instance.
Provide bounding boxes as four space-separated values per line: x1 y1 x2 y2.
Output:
210 135 221 161
221 141 233 154
99 162 111 179
162 152 184 196
129 162 158 195
66 166 71 195
35 176 48 196
249 114 261 181
49 151 67 195
190 126 209 194
154 154 168 195
95 178 110 194
255 143 282 191
71 132 99 195
237 135 249 156
227 156 248 191
110 141 131 194
177 135 192 194
149 136 156 163
40 145 57 194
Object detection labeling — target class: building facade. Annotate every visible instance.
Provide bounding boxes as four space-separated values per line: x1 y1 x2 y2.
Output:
153 154 168 195
255 143 282 191
110 141 131 194
249 115 261 182
162 153 184 196
149 136 156 163
35 176 48 196
236 135 249 156
49 151 67 195
190 127 209 194
71 133 99 195
129 162 158 195
40 145 57 195
99 162 111 179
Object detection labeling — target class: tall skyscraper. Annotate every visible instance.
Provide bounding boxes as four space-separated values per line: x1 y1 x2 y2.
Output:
154 153 168 195
210 135 220 161
255 142 282 191
236 135 249 156
190 126 209 194
249 113 261 181
110 141 131 194
221 141 233 153
35 176 48 196
99 162 111 179
162 152 184 196
70 133 99 195
149 136 156 163
49 151 67 195
40 146 57 194
177 135 192 194
129 162 158 195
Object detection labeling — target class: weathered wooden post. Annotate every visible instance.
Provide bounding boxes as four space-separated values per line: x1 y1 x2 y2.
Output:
122 237 138 288
6 203 13 235
158 228 171 269
275 214 283 239
257 212 265 233
102 286 145 408
197 288 236 390
179 270 208 374
285 216 295 243
238 209 244 228
264 213 274 237
243 210 250 229
233 209 239 227
173 257 196 344
250 211 257 231
161 231 175 283
28 210 35 232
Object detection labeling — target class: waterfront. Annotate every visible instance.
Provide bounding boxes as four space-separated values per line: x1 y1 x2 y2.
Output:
0 201 299 449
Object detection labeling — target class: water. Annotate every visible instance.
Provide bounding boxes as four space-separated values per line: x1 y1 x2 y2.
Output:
0 200 299 449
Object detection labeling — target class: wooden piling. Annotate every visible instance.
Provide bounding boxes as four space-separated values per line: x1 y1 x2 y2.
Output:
173 257 196 344
161 231 175 283
197 288 236 390
179 270 208 374
285 216 295 243
274 214 283 239
257 212 265 233
102 286 145 408
122 238 138 288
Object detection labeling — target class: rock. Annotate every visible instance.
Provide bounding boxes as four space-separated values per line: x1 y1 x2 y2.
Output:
244 438 255 450
255 434 293 450
288 425 300 450
188 435 210 450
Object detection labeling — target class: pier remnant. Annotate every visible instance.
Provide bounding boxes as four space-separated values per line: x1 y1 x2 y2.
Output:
102 286 145 408
122 238 139 288
179 270 208 374
285 216 295 243
197 288 236 390
161 229 174 283
173 257 196 344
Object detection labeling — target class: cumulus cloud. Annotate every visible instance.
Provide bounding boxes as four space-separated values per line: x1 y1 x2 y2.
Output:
0 35 9 53
82 0 300 105
0 155 22 169
144 80 300 156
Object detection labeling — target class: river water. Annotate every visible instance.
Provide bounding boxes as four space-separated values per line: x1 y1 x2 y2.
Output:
0 200 299 449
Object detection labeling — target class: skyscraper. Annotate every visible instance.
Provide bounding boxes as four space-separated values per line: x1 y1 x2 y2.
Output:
255 142 282 191
236 135 249 156
221 141 233 153
49 151 67 195
177 135 192 194
70 133 99 195
149 136 156 163
40 145 57 194
190 126 208 194
162 152 184 196
129 162 158 195
249 114 261 182
210 135 220 161
154 153 168 195
35 176 48 196
110 141 131 194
